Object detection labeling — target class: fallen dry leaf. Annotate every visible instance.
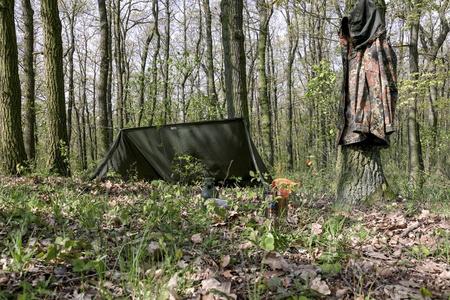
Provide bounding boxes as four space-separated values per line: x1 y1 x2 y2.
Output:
439 270 450 279
311 223 323 235
239 241 253 249
418 210 430 219
365 250 389 260
262 269 285 278
335 287 351 298
293 265 320 282
310 277 331 295
201 278 236 300
376 266 396 277
168 272 181 300
384 284 422 299
191 233 203 244
221 255 230 269
263 252 293 272
221 270 234 278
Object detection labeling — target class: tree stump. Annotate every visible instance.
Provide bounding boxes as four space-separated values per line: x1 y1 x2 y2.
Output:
335 145 395 206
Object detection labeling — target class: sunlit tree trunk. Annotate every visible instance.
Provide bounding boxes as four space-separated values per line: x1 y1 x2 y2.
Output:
113 0 124 128
407 0 424 188
0 0 28 175
163 0 171 123
180 0 192 123
285 1 298 171
220 0 249 126
63 3 75 159
257 0 274 167
268 33 278 164
21 0 36 163
336 145 391 205
77 41 92 169
203 0 219 118
220 0 233 118
149 0 160 126
74 103 87 169
41 0 70 176
97 0 110 157
137 20 154 127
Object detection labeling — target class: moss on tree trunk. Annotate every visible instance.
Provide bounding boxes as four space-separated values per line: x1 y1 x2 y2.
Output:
335 145 395 206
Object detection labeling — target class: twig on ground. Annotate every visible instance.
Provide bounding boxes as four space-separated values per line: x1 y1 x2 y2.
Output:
399 221 421 238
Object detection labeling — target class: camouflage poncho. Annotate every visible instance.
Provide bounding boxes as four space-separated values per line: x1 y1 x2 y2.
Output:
337 0 398 147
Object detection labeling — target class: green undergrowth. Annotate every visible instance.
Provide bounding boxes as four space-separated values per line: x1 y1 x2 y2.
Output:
0 174 449 299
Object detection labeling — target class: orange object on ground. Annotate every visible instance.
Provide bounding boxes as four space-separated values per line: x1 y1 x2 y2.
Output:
271 178 300 199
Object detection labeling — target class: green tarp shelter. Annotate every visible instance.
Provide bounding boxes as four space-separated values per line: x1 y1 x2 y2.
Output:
91 118 270 185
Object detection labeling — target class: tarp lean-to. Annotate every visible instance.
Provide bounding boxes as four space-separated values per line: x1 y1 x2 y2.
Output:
91 118 270 185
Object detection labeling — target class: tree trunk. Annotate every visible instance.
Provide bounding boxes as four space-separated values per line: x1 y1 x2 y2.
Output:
163 0 171 123
336 145 394 205
77 42 92 169
221 0 249 126
74 106 86 169
203 0 219 118
181 0 190 123
107 0 113 143
407 0 424 188
114 0 124 128
285 1 298 171
268 32 278 165
65 7 75 159
230 0 249 127
149 0 160 126
137 22 154 127
220 0 234 118
41 0 70 176
148 0 161 126
97 0 110 158
257 0 274 167
0 0 28 175
21 0 36 163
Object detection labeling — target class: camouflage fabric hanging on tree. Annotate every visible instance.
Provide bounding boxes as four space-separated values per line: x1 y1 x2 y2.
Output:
336 0 398 147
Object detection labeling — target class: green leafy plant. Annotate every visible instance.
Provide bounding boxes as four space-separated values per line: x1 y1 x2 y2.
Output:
171 154 208 184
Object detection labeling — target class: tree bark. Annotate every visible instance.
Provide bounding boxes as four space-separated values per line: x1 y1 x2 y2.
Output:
97 0 111 158
64 4 75 159
113 0 124 128
285 1 298 171
0 0 28 175
231 0 249 126
21 0 36 163
77 41 92 169
149 0 160 126
220 0 249 126
407 0 424 188
203 0 219 118
107 0 114 143
336 145 394 205
41 0 70 176
220 0 234 118
257 0 274 167
163 0 171 123
137 21 154 127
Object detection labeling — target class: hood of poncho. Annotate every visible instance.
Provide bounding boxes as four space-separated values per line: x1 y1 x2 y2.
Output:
342 0 385 49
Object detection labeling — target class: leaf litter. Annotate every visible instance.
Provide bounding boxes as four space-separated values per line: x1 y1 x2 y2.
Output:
0 176 449 299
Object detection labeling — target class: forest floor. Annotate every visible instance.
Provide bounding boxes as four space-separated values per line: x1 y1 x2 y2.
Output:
0 176 449 299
